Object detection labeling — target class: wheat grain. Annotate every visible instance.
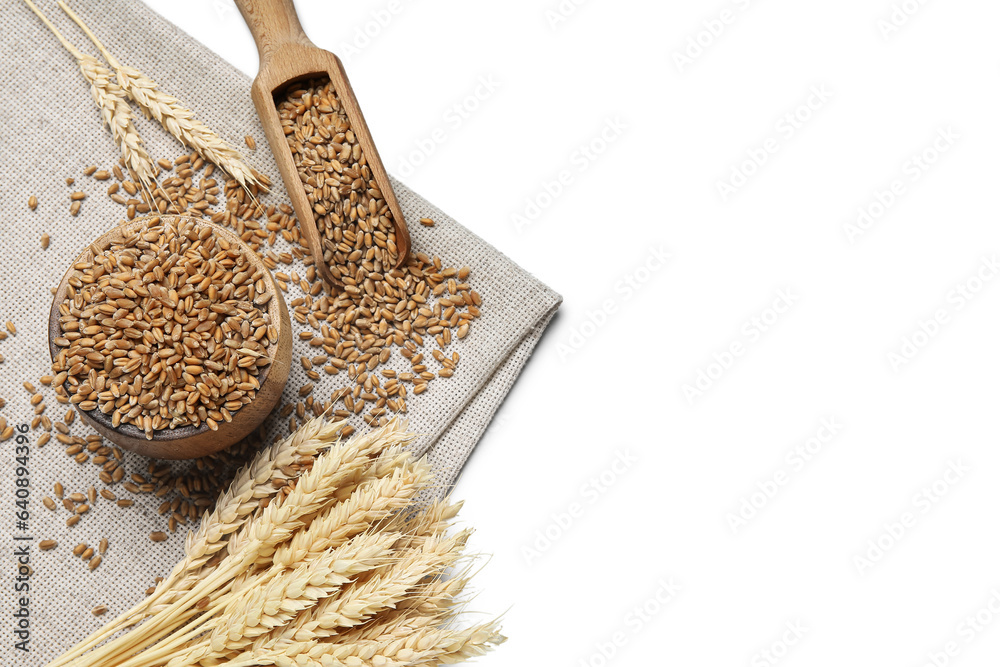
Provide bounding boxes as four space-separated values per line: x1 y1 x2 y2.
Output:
273 78 482 423
51 216 276 438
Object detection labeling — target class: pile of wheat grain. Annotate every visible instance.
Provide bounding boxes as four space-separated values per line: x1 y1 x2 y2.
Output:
277 78 481 426
95 143 481 433
279 78 401 275
51 216 276 438
47 417 504 667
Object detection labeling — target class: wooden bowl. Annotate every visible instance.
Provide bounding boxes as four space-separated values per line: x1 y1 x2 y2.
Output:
48 215 292 460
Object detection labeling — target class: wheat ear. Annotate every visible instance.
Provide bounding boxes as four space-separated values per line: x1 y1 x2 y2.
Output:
168 418 349 589
210 503 473 667
221 452 429 612
51 420 348 667
23 0 155 197
289 530 472 641
224 500 462 661
269 451 431 571
50 419 502 667
75 421 411 667
226 532 475 667
147 419 352 613
332 568 474 651
133 434 410 663
59 0 265 191
126 456 429 667
242 620 505 667
146 531 399 667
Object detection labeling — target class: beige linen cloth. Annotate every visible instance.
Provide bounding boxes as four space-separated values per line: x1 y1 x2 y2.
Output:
0 0 560 662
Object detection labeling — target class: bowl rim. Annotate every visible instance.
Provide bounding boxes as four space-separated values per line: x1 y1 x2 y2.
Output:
47 214 283 443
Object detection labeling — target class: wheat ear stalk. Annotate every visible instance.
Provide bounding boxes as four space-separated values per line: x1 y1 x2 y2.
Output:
241 620 505 667
229 499 464 661
51 420 349 667
49 418 502 667
162 418 349 595
119 438 411 666
223 452 430 614
117 449 428 667
74 423 411 667
143 531 399 667
269 451 430 571
23 0 156 198
59 0 265 191
289 530 472 641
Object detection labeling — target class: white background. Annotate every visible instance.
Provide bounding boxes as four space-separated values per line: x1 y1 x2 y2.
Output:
143 1 1000 665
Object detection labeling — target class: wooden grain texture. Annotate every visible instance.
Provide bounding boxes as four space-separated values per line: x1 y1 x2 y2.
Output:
234 0 411 286
48 215 292 460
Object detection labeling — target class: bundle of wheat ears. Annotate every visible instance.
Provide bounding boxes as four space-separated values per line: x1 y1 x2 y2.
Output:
48 417 504 667
24 0 264 196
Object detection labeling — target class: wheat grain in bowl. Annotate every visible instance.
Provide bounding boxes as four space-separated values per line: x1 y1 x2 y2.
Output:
49 215 291 457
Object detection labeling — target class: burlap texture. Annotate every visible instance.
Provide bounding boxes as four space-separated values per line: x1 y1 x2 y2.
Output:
0 0 560 662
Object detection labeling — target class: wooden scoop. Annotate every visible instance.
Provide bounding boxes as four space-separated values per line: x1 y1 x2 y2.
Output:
234 0 411 286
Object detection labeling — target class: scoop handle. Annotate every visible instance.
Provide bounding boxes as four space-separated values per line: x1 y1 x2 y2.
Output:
234 0 313 65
